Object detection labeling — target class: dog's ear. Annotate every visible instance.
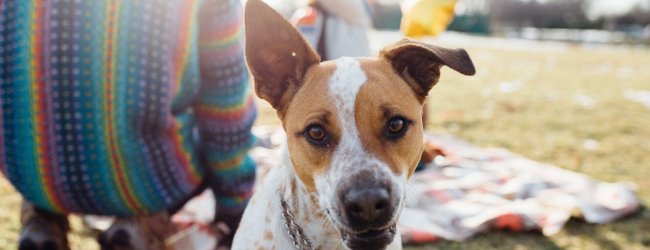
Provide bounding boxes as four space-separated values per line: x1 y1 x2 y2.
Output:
244 0 320 112
381 38 475 101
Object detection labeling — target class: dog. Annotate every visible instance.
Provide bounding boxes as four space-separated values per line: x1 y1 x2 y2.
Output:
233 0 475 249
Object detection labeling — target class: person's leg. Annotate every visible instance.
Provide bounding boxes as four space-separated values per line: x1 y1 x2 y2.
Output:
19 200 70 250
207 155 256 249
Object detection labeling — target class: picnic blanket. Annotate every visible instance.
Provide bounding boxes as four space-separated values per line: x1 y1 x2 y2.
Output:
169 126 640 246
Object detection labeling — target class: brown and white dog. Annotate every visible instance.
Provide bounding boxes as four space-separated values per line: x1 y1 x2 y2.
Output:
233 1 475 249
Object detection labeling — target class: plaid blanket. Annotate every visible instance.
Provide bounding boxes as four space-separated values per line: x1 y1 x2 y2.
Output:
169 126 640 246
399 133 639 243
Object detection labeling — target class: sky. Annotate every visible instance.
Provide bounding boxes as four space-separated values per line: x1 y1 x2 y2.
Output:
457 0 649 17
264 0 650 19
588 0 649 17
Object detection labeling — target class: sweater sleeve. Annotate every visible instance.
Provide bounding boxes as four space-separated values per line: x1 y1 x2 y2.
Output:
194 0 257 217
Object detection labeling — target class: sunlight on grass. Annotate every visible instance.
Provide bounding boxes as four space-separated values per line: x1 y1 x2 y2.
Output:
0 41 648 249
402 42 650 249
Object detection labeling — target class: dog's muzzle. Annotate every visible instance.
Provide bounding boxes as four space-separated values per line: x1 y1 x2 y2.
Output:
340 223 397 250
335 177 399 250
341 183 394 231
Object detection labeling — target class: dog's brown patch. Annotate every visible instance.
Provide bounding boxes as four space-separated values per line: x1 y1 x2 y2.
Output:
263 230 274 240
354 59 425 176
282 62 339 191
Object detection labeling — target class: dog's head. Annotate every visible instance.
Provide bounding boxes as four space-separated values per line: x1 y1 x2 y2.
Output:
245 0 474 249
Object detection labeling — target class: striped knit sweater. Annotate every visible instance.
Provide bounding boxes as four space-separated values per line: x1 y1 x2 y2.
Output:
0 0 256 216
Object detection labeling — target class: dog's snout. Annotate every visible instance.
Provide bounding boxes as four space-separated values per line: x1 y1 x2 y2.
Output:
346 188 389 221
342 186 394 230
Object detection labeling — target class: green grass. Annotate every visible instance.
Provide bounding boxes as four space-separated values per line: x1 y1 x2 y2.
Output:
1 40 648 249
401 42 650 250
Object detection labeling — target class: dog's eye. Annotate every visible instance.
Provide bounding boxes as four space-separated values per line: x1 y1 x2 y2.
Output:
386 117 409 139
304 125 328 146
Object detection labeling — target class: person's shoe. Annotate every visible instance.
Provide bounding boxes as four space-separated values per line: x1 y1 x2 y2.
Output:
19 202 69 250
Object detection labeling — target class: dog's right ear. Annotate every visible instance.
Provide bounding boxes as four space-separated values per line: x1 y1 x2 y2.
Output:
245 0 320 113
381 38 475 102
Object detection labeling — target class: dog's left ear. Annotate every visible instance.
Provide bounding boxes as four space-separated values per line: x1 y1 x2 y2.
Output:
244 0 320 114
381 38 475 101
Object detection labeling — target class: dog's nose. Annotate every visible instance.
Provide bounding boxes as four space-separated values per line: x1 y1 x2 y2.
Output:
342 186 393 229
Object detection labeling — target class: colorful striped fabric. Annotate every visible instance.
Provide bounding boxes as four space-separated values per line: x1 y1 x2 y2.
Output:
0 0 256 216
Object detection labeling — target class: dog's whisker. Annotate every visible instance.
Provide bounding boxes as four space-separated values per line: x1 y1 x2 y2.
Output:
314 208 335 231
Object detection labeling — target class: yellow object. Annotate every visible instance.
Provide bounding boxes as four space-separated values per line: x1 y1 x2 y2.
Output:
401 0 457 37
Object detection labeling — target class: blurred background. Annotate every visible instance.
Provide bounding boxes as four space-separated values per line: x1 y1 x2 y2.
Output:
0 0 648 249
269 0 650 44
257 0 650 249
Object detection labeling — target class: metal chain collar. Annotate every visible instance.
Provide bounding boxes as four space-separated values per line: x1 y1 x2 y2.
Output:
278 191 314 250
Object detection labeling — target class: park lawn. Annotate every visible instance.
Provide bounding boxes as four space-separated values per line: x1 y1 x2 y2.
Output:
399 40 650 250
0 38 648 249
